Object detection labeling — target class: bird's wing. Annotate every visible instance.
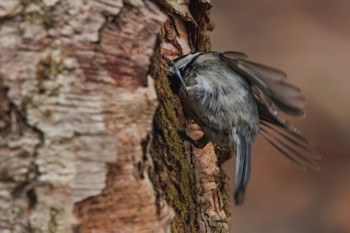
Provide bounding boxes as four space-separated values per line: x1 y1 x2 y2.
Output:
221 51 248 59
219 52 320 169
220 52 306 117
257 101 320 169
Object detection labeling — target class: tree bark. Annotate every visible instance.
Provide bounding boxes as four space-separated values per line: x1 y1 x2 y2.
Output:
0 0 231 232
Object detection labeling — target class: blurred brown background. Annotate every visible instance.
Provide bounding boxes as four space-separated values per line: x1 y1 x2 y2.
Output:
210 0 350 232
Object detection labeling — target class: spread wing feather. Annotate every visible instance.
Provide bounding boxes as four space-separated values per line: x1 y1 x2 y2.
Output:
258 101 320 169
219 51 320 169
221 51 248 59
220 52 306 117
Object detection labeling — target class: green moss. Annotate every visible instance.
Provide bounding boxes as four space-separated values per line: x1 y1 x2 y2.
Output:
35 54 60 95
150 15 232 228
202 35 212 51
21 0 56 29
217 169 231 219
48 207 59 233
22 48 73 117
150 55 198 232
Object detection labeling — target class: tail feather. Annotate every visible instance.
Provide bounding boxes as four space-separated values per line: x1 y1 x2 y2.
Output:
232 127 252 205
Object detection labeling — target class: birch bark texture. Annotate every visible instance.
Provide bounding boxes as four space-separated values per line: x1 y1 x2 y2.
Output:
0 0 231 232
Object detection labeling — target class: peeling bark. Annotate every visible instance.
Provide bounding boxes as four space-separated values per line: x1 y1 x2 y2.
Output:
0 0 231 232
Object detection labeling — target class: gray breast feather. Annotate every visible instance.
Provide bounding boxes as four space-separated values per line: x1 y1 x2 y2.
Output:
180 63 259 136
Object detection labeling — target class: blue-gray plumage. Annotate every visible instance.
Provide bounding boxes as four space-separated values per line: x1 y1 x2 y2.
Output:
165 51 320 205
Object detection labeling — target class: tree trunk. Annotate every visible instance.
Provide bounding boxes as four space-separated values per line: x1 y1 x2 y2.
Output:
0 0 231 232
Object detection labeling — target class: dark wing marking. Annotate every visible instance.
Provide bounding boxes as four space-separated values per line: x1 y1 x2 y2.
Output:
220 53 306 117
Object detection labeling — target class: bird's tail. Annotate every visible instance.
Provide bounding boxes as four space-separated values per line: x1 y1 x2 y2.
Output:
230 126 252 205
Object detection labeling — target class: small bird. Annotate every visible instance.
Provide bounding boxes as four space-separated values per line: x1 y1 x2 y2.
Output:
165 51 320 205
